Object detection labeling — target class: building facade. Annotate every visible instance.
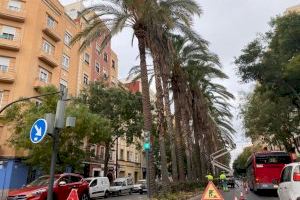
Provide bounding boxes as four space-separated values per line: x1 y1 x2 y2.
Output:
0 0 119 195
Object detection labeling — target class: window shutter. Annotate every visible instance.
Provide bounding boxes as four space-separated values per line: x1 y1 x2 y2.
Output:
0 57 10 67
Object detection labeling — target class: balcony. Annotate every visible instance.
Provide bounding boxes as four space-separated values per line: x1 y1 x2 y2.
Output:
0 1 25 23
0 35 20 51
33 78 49 90
38 50 58 68
0 68 15 83
42 24 61 42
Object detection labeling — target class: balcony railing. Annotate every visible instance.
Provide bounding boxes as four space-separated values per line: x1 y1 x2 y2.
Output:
0 67 15 83
33 77 50 89
0 0 25 22
0 34 20 51
42 22 61 42
38 49 58 68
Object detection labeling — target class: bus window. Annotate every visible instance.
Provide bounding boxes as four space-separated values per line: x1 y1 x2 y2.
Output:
256 156 290 164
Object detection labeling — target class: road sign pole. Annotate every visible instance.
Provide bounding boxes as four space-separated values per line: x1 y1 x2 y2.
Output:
47 128 59 200
47 89 67 200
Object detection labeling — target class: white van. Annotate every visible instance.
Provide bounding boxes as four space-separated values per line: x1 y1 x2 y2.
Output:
109 177 134 196
85 177 110 199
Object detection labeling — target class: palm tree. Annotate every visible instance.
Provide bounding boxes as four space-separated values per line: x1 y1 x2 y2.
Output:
72 0 202 195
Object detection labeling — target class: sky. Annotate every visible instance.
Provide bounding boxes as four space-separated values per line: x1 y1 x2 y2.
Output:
59 0 300 165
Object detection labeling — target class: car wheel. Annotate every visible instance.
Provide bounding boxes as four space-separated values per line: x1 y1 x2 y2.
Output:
129 189 132 195
117 191 121 196
81 192 89 200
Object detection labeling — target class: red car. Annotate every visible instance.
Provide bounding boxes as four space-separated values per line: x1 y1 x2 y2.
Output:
7 173 89 200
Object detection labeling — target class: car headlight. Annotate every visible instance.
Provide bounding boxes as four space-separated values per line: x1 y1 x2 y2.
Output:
27 189 47 197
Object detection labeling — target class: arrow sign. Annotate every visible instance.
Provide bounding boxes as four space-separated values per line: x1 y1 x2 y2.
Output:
30 119 47 144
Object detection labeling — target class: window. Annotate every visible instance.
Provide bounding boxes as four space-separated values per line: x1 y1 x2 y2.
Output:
103 70 108 80
47 15 55 28
90 145 97 158
127 151 133 162
112 60 115 69
1 26 16 40
83 74 88 85
8 0 21 11
103 53 108 62
84 53 90 64
39 68 49 83
99 146 105 160
120 149 124 160
0 57 10 72
59 79 67 92
62 54 70 69
0 91 9 109
96 43 101 55
42 40 53 55
69 175 82 183
64 32 72 46
109 150 113 161
135 153 139 163
95 63 100 73
281 166 293 183
90 179 97 187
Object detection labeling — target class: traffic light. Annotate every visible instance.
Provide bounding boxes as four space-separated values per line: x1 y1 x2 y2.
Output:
143 131 151 151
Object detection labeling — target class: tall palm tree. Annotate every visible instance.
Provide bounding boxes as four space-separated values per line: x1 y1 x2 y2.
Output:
72 0 202 195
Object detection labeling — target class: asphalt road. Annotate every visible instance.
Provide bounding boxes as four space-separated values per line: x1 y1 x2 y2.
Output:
192 181 280 200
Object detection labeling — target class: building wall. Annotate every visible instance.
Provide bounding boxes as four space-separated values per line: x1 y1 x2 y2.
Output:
285 4 300 14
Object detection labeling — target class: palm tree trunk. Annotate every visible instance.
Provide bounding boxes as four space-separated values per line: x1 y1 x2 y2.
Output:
172 77 186 182
134 26 156 197
152 50 170 191
161 63 178 182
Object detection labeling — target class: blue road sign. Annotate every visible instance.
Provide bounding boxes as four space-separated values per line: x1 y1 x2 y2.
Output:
30 119 48 144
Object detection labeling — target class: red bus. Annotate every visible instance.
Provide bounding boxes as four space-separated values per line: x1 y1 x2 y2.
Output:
246 151 291 192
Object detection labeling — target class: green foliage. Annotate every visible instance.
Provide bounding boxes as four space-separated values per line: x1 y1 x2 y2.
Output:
233 145 263 176
78 83 143 144
4 86 111 172
235 13 300 104
236 13 300 148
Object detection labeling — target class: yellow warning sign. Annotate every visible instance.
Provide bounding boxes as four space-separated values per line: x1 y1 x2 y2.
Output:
201 181 224 200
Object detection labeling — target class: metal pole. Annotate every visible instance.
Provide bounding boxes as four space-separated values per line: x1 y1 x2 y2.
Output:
115 138 118 179
146 149 150 199
47 128 59 200
47 89 67 200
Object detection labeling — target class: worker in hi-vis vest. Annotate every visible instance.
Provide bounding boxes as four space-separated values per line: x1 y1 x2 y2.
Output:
205 172 214 182
219 171 228 192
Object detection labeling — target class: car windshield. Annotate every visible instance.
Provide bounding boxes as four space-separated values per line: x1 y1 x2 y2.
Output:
27 176 58 187
113 181 123 186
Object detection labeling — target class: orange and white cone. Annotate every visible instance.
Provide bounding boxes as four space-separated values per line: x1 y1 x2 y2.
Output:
239 192 245 200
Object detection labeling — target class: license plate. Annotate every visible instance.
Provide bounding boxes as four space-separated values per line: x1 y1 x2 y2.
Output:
262 184 268 188
274 185 278 188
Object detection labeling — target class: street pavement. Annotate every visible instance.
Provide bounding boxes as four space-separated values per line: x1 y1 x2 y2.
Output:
191 181 279 200
104 182 279 200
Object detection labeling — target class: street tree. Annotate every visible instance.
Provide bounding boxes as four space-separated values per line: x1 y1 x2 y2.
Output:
4 86 110 172
78 83 143 175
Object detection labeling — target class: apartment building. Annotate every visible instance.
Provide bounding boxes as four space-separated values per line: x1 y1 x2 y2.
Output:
0 0 119 194
285 4 300 14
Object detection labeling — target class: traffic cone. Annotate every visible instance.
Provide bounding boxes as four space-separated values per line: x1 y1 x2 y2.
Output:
245 187 248 194
239 192 245 200
234 196 238 200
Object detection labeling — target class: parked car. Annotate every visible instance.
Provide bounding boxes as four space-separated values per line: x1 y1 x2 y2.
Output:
7 173 89 200
227 175 235 188
278 162 300 200
139 180 147 194
85 177 110 199
108 177 133 196
133 180 146 193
